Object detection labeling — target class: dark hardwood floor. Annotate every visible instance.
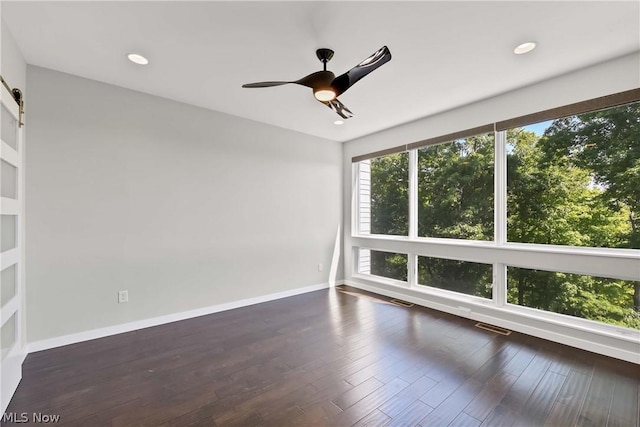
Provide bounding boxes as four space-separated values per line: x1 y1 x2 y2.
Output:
5 286 639 426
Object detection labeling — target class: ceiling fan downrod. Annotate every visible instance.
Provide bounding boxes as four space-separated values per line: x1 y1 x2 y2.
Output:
316 48 334 71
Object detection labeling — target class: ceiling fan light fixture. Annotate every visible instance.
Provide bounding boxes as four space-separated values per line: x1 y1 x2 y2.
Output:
314 88 336 102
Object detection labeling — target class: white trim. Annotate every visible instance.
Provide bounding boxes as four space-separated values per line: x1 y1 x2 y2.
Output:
0 197 19 216
494 130 506 245
353 272 408 289
0 142 20 168
0 345 26 413
351 236 639 281
0 248 18 271
353 234 640 259
1 295 19 326
27 283 330 353
351 162 360 235
493 263 507 307
350 273 639 343
408 149 417 239
343 279 640 364
407 253 417 289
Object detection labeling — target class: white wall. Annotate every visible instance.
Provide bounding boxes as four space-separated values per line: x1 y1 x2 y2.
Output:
26 66 342 343
1 18 26 95
345 52 640 159
343 52 640 362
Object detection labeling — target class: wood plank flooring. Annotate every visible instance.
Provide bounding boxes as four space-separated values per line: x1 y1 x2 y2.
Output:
5 285 640 426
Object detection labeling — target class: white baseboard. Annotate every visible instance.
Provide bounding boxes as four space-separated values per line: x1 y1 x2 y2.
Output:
342 280 640 365
27 282 330 353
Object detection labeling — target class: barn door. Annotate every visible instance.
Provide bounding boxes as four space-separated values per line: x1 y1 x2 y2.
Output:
0 79 25 412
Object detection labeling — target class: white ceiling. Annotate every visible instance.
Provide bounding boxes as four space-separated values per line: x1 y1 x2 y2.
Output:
3 1 639 142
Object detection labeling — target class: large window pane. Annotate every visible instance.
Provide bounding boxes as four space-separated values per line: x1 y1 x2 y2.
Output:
507 267 639 329
507 102 640 249
417 256 492 299
418 134 494 240
358 152 409 236
358 249 407 282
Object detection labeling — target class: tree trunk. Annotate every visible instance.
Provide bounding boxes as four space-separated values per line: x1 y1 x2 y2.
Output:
634 281 640 312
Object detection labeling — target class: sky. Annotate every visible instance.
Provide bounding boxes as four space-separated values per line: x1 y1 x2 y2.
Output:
523 120 553 136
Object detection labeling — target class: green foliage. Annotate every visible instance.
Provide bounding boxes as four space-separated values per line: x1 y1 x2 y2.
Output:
418 135 494 240
539 103 640 248
418 257 492 298
370 252 407 282
370 153 409 235
367 102 640 329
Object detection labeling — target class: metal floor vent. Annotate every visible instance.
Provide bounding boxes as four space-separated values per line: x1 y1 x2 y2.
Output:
475 322 512 336
389 299 414 308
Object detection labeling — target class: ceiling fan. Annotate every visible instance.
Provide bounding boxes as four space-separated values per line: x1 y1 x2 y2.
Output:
242 46 391 119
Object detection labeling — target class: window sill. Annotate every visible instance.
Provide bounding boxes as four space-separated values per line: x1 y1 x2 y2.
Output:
351 234 640 259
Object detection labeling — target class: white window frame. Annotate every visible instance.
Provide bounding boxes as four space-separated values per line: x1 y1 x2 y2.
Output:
350 126 640 341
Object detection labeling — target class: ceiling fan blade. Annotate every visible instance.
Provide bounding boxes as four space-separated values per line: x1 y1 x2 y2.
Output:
322 98 354 119
242 81 292 88
295 71 335 88
243 71 335 89
331 46 391 96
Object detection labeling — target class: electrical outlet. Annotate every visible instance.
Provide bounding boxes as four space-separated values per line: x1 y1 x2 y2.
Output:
318 263 323 272
118 290 129 303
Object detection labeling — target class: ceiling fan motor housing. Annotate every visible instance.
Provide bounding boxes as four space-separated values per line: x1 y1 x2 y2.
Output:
316 48 335 64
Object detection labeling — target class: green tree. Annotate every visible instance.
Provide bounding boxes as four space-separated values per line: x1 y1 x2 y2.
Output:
417 135 494 240
370 252 407 282
367 103 639 328
370 153 409 236
507 118 637 324
369 153 409 280
415 135 494 297
538 102 640 310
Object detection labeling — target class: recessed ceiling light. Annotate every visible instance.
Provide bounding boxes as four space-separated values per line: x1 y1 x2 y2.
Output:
334 120 344 125
127 53 149 65
513 42 536 55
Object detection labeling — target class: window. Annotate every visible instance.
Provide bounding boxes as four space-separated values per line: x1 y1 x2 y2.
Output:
507 102 640 249
358 249 407 282
417 256 492 299
358 152 408 236
418 133 494 240
507 267 639 329
351 89 640 337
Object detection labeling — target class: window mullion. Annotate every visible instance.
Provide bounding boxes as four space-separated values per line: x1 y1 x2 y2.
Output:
495 130 507 245
494 263 507 307
494 130 507 306
408 149 418 239
408 149 418 287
